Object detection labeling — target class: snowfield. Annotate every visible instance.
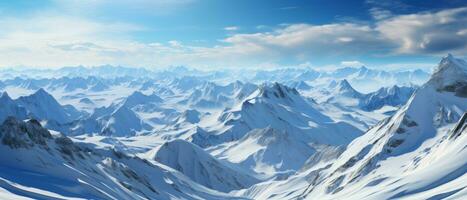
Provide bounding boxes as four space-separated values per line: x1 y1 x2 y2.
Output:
0 54 465 199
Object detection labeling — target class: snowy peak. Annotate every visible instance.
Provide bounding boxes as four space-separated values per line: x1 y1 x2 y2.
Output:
0 91 13 102
334 79 361 96
149 139 258 192
0 92 28 123
101 105 150 136
123 91 162 108
360 85 416 111
31 88 52 99
257 82 299 100
16 88 74 123
428 54 467 96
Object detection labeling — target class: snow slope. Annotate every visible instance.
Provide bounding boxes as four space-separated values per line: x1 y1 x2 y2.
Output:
147 139 259 192
0 117 246 200
238 54 467 200
191 82 362 148
15 88 79 124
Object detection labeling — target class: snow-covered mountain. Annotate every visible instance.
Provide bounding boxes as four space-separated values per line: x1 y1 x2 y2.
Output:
0 117 241 200
238 54 467 200
69 104 152 136
100 105 153 136
360 85 416 111
121 91 163 110
0 54 463 200
147 139 259 192
213 127 318 176
12 89 82 126
191 82 361 148
0 92 28 123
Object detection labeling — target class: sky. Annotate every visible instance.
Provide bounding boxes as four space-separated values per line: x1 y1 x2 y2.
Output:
0 0 466 70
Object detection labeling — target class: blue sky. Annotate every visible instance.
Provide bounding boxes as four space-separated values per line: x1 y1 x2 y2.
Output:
0 0 466 69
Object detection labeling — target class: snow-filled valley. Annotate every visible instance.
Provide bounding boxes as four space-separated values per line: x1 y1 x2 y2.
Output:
0 54 466 200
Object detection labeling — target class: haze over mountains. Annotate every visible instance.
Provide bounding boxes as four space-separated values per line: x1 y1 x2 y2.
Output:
0 54 466 199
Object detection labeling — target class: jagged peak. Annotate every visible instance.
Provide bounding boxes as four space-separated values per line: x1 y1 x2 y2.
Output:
33 88 51 97
0 91 12 101
337 79 351 88
112 105 136 116
0 117 52 148
357 66 369 72
125 91 162 104
436 53 467 73
128 90 147 98
335 79 358 93
427 54 467 96
258 82 299 99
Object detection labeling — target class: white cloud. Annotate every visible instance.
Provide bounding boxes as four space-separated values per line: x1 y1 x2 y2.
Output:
340 60 364 67
0 6 466 69
369 7 392 20
376 7 467 55
224 26 239 31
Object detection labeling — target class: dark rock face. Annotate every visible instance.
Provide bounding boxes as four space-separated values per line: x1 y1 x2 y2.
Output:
439 81 467 97
450 112 467 140
0 117 52 148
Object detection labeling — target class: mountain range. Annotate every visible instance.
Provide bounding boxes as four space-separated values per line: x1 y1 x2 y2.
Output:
0 54 465 199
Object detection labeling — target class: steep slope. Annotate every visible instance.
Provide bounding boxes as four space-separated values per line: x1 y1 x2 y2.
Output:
214 127 318 176
0 117 243 200
240 54 467 200
331 79 362 98
317 54 467 198
147 139 259 192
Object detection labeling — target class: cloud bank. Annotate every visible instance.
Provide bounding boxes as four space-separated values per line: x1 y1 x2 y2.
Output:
0 6 466 68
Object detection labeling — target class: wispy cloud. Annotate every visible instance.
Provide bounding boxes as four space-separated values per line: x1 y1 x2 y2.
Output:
280 6 298 10
376 7 467 54
224 26 239 31
340 60 364 67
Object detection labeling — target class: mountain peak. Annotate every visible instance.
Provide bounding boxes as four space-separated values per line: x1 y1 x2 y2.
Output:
31 88 53 100
258 82 299 99
337 79 351 88
123 91 162 107
428 54 467 96
336 79 357 93
0 117 52 148
0 91 12 101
